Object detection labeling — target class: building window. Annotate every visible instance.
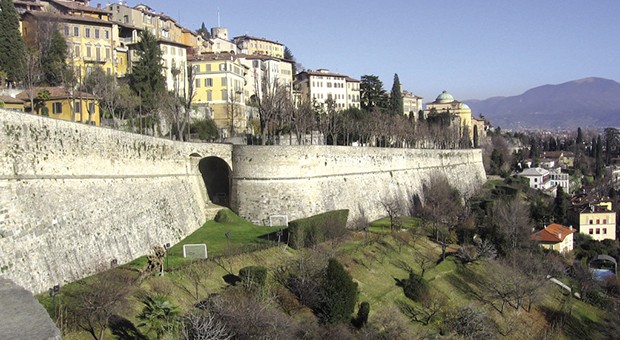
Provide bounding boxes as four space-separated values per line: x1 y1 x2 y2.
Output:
207 90 212 101
597 219 600 224
74 101 81 114
64 26 70 36
221 77 227 86
105 30 110 39
74 26 79 37
86 46 92 58
596 228 600 234
589 219 593 224
205 78 213 87
603 228 607 234
85 27 90 38
52 102 62 114
603 219 607 224
88 102 95 114
74 45 80 57
221 90 228 101
195 79 201 88
94 29 100 39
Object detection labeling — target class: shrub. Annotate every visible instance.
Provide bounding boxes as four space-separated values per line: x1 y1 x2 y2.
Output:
352 301 370 329
288 210 349 249
214 209 245 224
399 272 428 302
238 266 267 291
320 258 358 324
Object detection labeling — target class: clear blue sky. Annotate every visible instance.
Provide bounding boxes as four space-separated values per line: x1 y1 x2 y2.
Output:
133 0 619 102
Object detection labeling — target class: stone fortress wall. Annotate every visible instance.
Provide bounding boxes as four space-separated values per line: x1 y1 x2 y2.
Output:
0 109 486 293
0 109 232 294
231 145 486 225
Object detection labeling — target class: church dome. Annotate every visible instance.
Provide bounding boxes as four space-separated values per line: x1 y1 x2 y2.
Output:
436 90 454 103
460 103 471 110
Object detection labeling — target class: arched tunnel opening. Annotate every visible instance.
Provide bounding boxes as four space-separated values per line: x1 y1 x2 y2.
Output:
195 155 231 207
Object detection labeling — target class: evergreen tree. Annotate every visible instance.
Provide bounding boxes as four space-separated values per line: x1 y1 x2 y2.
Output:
321 258 358 324
473 125 479 148
360 74 387 112
196 22 210 40
0 0 26 86
553 186 568 225
595 134 604 179
388 73 403 115
129 30 165 116
283 46 297 75
576 127 583 145
41 29 67 86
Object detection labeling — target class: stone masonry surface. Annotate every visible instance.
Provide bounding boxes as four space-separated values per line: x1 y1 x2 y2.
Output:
0 109 232 294
0 109 485 294
231 145 486 225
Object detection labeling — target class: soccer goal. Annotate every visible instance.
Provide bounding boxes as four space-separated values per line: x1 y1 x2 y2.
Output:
183 244 208 259
269 214 289 227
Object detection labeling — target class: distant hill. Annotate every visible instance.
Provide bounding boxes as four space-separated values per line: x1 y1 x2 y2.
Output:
464 77 620 130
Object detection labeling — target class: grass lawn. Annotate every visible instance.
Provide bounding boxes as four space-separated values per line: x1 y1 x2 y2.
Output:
124 209 280 271
368 216 423 233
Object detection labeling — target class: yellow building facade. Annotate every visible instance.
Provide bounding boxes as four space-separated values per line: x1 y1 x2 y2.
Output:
579 202 617 241
21 11 117 80
425 90 473 138
233 35 285 58
16 87 100 126
189 53 247 136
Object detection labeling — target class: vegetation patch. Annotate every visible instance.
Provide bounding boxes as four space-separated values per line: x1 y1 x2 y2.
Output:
288 209 349 249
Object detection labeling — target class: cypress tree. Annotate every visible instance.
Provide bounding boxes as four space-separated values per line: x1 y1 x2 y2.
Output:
321 258 358 324
0 0 26 86
129 30 165 115
595 135 604 179
553 186 568 225
389 73 403 115
41 29 67 86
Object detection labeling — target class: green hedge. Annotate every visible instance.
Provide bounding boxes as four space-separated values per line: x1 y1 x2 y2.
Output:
238 266 267 290
288 210 349 249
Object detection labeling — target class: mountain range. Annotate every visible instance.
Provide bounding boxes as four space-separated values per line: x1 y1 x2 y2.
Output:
464 77 620 130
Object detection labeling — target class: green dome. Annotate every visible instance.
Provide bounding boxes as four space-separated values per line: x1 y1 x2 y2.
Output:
436 90 454 103
460 103 471 110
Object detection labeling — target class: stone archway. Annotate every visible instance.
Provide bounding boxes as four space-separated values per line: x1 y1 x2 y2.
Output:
196 156 231 207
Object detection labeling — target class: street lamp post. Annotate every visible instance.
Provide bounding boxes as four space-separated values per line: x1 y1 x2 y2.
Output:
164 243 171 274
48 284 60 320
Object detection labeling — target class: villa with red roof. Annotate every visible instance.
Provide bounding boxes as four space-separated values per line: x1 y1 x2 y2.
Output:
530 223 575 254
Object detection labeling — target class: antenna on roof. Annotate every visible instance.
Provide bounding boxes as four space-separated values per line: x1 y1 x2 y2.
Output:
217 8 221 27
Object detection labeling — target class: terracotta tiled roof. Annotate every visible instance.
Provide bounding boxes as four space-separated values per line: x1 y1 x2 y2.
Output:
530 223 575 243
23 10 112 25
232 35 283 46
49 0 111 14
15 87 95 101
0 96 24 104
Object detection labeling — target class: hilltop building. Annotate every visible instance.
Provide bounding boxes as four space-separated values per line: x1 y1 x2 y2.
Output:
233 35 285 59
106 3 190 93
21 4 118 79
425 90 473 138
294 69 360 110
403 90 423 119
188 53 248 137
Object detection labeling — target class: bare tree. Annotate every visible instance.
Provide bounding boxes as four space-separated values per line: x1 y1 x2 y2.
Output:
23 47 42 112
65 269 134 340
491 197 532 253
181 311 232 340
380 195 406 231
